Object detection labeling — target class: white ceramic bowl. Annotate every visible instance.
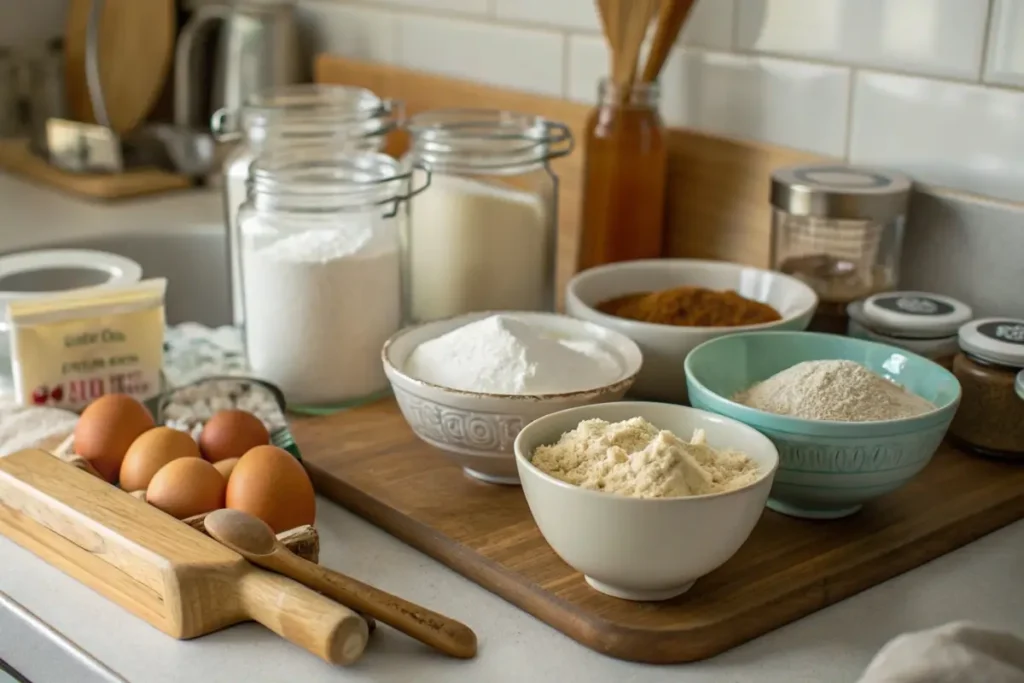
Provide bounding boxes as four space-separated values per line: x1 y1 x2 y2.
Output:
382 311 643 485
514 401 779 601
565 259 818 403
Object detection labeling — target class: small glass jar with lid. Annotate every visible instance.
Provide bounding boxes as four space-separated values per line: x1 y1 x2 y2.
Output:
237 147 427 414
948 318 1024 457
401 109 573 324
847 291 973 370
770 164 912 334
213 84 400 327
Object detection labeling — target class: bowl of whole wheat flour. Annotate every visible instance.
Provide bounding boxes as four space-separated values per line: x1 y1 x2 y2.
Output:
514 401 779 601
685 331 961 520
382 311 643 484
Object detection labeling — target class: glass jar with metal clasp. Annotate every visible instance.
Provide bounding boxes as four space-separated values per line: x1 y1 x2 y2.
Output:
237 147 429 413
400 109 574 324
213 84 401 327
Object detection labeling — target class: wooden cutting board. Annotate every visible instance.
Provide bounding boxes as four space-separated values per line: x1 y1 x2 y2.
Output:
65 0 177 134
0 139 192 200
292 398 1024 664
0 450 362 663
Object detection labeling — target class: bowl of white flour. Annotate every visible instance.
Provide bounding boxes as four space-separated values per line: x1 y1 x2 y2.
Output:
513 401 779 601
685 331 961 520
382 312 643 484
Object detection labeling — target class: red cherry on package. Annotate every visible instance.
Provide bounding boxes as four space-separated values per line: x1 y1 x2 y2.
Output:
31 386 48 405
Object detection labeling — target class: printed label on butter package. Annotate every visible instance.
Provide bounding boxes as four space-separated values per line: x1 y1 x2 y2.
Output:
7 278 167 410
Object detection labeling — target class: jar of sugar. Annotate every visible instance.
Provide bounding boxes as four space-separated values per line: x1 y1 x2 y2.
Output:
238 148 428 414
401 109 574 324
214 85 400 328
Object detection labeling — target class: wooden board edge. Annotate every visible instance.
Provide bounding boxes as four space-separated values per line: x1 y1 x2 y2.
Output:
308 458 1024 663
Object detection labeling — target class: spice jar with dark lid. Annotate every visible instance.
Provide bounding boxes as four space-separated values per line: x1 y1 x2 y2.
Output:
770 164 912 334
949 318 1024 457
847 291 972 369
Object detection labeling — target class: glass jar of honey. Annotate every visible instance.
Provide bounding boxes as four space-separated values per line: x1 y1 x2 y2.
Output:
576 79 667 271
949 318 1024 457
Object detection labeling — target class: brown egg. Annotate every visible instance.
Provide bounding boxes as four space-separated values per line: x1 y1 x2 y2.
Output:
213 457 239 480
74 394 155 482
146 458 226 520
119 427 201 492
199 410 270 463
226 445 315 532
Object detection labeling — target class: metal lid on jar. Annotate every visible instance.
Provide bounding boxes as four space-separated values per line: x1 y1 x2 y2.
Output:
849 291 973 339
958 318 1024 368
770 164 912 222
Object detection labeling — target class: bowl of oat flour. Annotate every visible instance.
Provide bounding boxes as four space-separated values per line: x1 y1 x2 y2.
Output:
382 311 643 484
685 331 961 519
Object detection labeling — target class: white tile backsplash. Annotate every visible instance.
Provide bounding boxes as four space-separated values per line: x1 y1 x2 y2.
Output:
298 1 398 64
736 0 989 80
396 14 565 97
985 0 1024 87
850 71 1024 204
494 0 733 48
902 189 1024 319
367 0 489 16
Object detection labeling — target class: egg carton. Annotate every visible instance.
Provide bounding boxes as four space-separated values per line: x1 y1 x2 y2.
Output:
49 376 315 560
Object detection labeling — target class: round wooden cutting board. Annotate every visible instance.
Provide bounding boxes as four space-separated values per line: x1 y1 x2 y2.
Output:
64 0 177 134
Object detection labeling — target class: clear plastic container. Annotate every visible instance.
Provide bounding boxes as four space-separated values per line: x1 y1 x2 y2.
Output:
401 109 573 324
847 291 973 370
770 165 911 334
237 148 427 414
213 84 399 327
949 318 1024 457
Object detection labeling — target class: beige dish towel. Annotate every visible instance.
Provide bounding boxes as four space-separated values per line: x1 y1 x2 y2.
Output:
858 622 1024 683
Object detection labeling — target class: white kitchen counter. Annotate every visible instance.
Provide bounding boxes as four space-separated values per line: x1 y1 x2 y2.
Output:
2 172 1024 683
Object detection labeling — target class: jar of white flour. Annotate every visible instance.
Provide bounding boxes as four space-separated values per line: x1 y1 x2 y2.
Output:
214 85 399 328
402 109 574 323
238 148 426 413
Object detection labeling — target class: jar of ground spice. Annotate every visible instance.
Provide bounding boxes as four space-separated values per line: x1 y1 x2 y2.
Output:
949 318 1024 457
770 164 911 334
847 291 972 370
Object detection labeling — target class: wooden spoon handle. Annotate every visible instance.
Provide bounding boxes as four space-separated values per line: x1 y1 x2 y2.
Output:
277 551 477 659
236 568 369 665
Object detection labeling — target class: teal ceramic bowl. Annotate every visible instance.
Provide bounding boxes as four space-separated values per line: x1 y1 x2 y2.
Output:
684 331 961 520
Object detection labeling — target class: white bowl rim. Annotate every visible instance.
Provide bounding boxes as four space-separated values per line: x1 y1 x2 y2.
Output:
514 401 780 503
684 330 963 430
382 310 644 400
566 258 820 334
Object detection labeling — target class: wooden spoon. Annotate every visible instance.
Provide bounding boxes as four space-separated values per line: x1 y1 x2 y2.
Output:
204 509 477 659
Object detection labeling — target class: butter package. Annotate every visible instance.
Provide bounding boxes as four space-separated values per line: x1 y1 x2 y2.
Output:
7 278 167 410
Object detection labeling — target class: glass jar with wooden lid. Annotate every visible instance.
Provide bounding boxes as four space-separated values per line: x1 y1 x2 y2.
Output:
949 318 1024 457
770 164 912 334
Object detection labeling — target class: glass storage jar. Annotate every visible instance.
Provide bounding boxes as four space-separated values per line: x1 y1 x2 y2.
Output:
949 318 1024 457
770 164 911 334
401 109 573 324
847 291 973 370
237 147 427 414
213 84 399 327
576 79 667 271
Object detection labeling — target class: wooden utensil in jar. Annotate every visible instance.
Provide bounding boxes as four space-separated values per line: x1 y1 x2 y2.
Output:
204 508 478 659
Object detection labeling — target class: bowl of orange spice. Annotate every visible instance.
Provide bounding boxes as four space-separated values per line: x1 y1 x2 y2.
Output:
566 259 818 403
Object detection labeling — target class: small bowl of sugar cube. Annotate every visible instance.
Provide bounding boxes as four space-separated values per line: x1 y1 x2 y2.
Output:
381 311 643 485
684 331 961 519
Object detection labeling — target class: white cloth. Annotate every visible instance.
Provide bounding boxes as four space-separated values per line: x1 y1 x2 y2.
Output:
858 622 1024 683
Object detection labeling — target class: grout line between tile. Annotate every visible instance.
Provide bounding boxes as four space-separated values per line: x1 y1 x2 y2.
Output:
842 68 858 161
977 0 998 81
